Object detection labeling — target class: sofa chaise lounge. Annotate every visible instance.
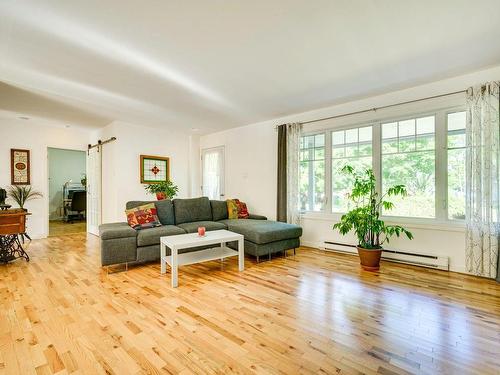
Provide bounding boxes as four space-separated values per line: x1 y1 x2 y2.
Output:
98 197 302 267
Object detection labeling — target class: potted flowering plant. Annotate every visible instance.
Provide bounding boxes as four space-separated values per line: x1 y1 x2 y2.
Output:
144 180 179 200
333 166 413 271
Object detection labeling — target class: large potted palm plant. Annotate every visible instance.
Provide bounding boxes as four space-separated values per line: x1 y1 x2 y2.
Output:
333 166 413 271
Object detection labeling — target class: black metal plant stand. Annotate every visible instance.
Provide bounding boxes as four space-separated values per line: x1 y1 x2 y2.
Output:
0 234 29 264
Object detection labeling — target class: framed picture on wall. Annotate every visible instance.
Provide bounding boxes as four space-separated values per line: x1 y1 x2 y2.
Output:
11 149 31 185
140 155 170 183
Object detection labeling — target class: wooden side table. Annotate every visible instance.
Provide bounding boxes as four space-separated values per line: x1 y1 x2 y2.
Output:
0 209 31 263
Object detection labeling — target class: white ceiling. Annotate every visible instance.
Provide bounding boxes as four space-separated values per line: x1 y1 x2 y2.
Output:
1 0 500 133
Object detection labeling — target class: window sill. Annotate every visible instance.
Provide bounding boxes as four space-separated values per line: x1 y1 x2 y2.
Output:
300 211 465 232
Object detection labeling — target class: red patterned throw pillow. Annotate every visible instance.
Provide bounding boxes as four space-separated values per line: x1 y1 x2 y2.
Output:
226 199 250 219
236 200 249 219
125 203 162 230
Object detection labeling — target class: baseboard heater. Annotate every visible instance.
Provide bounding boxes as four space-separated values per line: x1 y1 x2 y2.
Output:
321 241 449 271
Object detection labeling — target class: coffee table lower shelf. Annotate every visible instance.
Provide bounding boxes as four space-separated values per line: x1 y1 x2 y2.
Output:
162 246 238 267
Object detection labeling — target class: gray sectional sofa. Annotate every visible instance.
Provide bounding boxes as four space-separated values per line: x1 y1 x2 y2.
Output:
98 197 302 267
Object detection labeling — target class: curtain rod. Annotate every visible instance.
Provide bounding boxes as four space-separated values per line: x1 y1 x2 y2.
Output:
88 137 116 150
275 89 466 129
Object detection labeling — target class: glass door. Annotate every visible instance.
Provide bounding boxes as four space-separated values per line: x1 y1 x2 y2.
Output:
202 146 225 200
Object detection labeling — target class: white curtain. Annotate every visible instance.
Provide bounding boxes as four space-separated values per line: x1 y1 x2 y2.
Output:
286 123 302 224
465 82 500 279
202 150 222 200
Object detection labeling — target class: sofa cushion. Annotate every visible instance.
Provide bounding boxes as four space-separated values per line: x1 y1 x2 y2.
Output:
226 237 300 257
126 200 175 225
99 222 137 240
219 219 302 244
177 220 226 233
173 197 212 224
101 236 137 266
136 225 186 247
210 200 228 221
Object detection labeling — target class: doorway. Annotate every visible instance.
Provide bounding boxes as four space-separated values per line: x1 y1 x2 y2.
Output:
48 148 87 236
201 146 225 200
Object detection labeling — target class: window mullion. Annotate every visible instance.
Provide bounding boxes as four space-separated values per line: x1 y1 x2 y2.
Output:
435 111 447 220
325 131 332 212
373 123 382 202
308 158 314 211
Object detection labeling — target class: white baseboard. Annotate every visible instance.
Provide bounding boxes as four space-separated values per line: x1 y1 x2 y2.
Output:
30 233 46 240
300 240 323 249
449 265 467 274
300 239 470 275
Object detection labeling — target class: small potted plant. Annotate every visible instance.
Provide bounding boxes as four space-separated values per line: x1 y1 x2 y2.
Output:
81 173 87 189
144 180 179 200
7 185 43 210
333 166 413 271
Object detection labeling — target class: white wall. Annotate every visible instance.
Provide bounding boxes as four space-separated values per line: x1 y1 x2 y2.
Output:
0 115 200 237
47 148 86 220
92 121 200 223
188 135 201 198
200 122 277 220
200 64 500 274
0 116 90 238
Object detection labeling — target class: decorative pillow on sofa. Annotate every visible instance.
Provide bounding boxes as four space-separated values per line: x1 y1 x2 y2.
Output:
125 203 162 230
227 199 239 219
226 199 249 219
236 200 249 219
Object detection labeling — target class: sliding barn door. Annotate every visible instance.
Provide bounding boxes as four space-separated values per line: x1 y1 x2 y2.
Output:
86 146 102 236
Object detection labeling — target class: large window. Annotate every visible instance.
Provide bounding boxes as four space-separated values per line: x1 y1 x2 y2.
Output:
447 111 466 220
381 116 435 218
300 133 325 211
331 126 372 212
300 106 467 223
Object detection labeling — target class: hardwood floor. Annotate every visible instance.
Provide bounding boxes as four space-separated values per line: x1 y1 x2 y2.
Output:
48 220 86 237
0 233 499 374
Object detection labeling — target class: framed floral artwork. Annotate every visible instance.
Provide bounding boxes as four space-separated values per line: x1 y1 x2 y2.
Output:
140 155 170 183
11 149 30 185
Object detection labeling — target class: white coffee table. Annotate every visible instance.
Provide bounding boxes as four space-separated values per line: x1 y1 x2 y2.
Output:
160 229 244 287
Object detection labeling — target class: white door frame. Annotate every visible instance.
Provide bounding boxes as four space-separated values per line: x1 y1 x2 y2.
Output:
201 146 225 200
